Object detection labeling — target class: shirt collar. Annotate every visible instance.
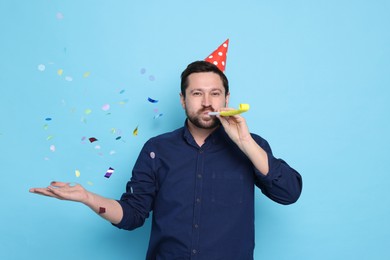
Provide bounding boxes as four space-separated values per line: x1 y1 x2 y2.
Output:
182 119 225 148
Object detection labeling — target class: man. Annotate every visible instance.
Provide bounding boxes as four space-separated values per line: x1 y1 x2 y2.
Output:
30 61 302 259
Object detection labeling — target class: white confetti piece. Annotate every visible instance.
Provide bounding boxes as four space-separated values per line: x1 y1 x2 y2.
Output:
38 64 46 71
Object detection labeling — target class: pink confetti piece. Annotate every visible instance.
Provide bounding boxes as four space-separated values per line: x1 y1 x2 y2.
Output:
104 167 114 178
94 145 101 150
56 12 64 20
102 104 110 111
50 145 56 152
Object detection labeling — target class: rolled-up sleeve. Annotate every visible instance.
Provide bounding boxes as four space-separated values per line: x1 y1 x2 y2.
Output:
113 141 157 230
253 135 303 205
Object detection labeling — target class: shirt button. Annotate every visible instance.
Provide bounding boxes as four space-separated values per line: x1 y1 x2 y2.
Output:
197 174 202 179
196 198 201 203
192 249 197 254
194 224 199 228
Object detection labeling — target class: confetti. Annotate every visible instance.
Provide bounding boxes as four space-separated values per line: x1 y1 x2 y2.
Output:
81 136 86 141
94 145 101 149
150 152 155 159
89 137 98 143
43 124 49 130
104 167 114 178
49 145 56 152
109 150 116 155
101 104 110 111
119 89 125 94
154 113 163 119
98 207 106 214
38 64 45 71
115 136 121 140
119 99 128 105
83 71 90 78
46 135 54 141
65 76 73 82
87 181 94 186
75 169 81 177
110 128 116 134
45 117 52 121
140 68 146 74
149 75 155 81
133 126 139 136
57 69 63 76
148 97 158 103
56 12 64 20
85 109 92 115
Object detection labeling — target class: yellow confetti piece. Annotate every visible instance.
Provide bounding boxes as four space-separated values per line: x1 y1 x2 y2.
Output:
111 128 116 134
57 69 63 76
75 169 81 177
85 109 92 115
83 71 90 78
46 135 54 141
133 126 139 136
87 181 93 186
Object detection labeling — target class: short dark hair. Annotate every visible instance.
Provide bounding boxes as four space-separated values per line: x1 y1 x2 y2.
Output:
180 61 229 97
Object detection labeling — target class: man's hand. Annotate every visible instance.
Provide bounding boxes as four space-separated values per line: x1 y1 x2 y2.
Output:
217 109 270 175
217 108 252 150
30 181 124 224
29 181 89 203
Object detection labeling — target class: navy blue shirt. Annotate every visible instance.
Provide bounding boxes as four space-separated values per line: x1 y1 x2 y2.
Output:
114 122 302 259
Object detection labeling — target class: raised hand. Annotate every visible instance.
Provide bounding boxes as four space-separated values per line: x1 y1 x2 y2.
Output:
29 181 89 203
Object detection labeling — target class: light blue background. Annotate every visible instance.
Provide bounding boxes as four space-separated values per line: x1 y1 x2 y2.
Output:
1 1 389 259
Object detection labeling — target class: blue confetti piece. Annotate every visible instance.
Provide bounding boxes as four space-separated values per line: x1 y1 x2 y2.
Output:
148 97 158 103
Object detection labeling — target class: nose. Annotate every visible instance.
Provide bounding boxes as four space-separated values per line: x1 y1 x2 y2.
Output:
202 93 211 107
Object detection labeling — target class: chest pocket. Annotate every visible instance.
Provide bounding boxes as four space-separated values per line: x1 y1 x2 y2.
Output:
211 171 245 206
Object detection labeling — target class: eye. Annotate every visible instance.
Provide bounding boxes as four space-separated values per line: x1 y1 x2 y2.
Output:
192 91 202 96
211 91 221 96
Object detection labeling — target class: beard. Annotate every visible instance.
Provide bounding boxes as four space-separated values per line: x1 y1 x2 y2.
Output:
185 107 220 129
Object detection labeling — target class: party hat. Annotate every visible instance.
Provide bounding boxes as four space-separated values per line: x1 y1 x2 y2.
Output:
204 39 229 72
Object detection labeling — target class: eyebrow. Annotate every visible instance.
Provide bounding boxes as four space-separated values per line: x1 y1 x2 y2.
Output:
190 88 223 93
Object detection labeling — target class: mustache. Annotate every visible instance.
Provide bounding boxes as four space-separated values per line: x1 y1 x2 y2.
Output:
199 107 216 113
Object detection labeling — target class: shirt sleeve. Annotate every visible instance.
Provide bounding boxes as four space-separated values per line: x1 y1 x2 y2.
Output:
113 140 157 230
252 135 303 205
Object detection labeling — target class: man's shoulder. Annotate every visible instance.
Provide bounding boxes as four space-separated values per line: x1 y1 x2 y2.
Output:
148 126 184 143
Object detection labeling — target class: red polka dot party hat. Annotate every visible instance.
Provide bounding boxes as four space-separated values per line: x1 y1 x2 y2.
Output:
204 39 229 72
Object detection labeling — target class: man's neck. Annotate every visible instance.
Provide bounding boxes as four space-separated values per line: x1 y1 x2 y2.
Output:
187 120 218 147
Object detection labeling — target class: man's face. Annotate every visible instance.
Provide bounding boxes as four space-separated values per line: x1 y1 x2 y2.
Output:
180 72 229 129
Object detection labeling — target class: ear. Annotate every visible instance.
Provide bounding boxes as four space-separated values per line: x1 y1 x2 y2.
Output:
225 92 230 107
179 93 186 109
